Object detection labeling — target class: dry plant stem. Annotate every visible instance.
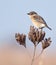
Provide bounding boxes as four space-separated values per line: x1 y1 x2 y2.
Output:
35 49 44 60
37 49 43 58
31 45 36 65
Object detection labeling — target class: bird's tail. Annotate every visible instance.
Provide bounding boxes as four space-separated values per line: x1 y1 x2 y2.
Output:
46 25 52 30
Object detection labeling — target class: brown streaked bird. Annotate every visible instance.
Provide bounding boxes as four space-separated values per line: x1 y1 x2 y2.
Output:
27 11 52 30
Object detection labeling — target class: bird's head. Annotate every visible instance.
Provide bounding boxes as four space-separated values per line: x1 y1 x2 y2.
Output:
27 11 38 17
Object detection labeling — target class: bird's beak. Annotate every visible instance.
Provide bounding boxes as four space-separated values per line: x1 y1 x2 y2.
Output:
27 13 30 15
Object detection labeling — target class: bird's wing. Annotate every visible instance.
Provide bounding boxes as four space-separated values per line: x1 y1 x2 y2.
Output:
33 15 47 25
33 15 52 30
39 16 47 26
39 16 52 30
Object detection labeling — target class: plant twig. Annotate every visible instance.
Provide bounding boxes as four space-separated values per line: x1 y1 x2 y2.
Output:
31 45 36 65
35 49 44 60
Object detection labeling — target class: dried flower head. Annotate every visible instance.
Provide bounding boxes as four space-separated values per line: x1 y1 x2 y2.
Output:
15 33 26 48
15 33 21 42
28 26 37 45
36 29 45 43
28 26 46 46
42 37 52 49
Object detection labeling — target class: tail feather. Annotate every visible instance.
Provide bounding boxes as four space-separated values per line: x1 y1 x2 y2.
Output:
46 26 52 30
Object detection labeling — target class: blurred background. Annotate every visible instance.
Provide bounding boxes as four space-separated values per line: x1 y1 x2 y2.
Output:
0 0 56 65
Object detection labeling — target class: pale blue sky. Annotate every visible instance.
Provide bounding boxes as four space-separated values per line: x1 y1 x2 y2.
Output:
0 0 56 53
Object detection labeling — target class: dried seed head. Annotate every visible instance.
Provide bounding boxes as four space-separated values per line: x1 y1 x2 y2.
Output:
30 26 35 33
15 33 21 42
15 33 26 48
38 31 45 42
42 37 52 49
36 30 45 43
28 26 46 45
21 34 26 47
28 26 37 45
28 31 37 45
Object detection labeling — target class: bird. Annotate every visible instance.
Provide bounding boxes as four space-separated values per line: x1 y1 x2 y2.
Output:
27 11 52 30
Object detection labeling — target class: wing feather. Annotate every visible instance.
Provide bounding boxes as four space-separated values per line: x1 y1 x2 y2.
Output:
33 15 47 26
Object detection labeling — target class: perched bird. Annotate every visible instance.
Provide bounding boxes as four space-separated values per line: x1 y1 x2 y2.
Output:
27 11 52 30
